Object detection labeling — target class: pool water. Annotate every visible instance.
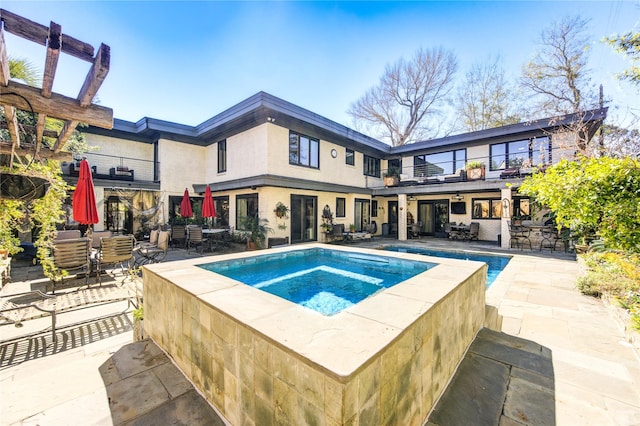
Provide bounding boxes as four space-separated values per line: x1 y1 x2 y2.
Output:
199 248 435 315
383 245 511 286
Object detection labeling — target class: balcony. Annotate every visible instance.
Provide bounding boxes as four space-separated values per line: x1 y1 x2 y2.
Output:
370 154 548 195
61 153 159 187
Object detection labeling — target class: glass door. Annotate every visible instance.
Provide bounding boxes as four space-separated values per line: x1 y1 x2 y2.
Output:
418 200 449 237
388 201 398 236
291 195 317 243
354 198 371 232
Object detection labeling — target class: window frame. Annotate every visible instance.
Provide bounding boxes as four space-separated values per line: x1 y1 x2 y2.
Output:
235 193 258 230
336 198 346 217
490 136 552 171
217 139 227 173
413 149 466 177
471 197 503 220
345 148 355 166
289 131 320 169
363 154 381 178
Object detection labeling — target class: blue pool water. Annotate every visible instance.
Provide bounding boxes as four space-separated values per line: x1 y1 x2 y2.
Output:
383 246 511 286
198 248 436 316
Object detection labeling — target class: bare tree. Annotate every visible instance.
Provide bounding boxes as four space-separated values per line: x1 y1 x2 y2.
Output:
601 123 640 158
604 31 640 87
521 15 597 116
455 56 521 132
348 47 457 146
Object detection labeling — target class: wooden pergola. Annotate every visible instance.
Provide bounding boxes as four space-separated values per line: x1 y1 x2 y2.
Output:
0 9 113 164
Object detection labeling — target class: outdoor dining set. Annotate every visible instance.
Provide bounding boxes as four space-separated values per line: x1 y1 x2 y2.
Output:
444 222 480 242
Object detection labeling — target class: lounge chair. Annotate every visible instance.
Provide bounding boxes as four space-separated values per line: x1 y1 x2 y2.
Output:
96 235 135 284
135 230 170 265
187 227 207 253
50 238 91 293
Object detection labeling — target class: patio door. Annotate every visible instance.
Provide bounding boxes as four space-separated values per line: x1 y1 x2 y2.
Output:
354 198 371 232
388 201 398 236
291 195 317 243
418 200 449 237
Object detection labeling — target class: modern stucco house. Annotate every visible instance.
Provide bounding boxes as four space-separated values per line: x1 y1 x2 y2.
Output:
68 91 607 249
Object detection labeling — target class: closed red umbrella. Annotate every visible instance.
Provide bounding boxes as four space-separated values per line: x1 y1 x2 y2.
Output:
180 188 193 218
72 159 99 225
202 186 216 219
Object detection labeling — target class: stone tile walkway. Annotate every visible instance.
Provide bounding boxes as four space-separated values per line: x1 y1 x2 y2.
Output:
1 240 639 425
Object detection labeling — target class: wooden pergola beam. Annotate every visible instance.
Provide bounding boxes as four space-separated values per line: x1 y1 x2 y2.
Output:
0 80 113 129
41 21 60 98
0 9 94 62
0 26 9 86
53 120 79 152
3 104 20 147
0 143 72 161
77 43 109 107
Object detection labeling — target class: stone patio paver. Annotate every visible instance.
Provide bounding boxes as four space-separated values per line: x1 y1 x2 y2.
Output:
2 239 639 425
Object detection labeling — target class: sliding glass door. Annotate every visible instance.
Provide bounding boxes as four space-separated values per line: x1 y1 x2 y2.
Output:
291 195 317 243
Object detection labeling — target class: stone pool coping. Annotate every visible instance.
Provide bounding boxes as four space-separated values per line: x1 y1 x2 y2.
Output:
143 243 486 379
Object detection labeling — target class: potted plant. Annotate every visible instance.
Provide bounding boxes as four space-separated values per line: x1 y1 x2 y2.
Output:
273 202 289 230
242 216 273 250
349 224 357 233
466 161 486 180
383 166 400 187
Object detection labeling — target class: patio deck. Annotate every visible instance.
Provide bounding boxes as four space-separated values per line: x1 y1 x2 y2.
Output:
1 238 639 425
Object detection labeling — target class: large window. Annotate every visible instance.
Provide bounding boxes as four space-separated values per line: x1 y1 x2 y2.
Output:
490 137 551 170
414 149 466 177
346 148 355 166
363 155 380 177
217 139 227 173
236 194 258 230
472 197 530 219
472 198 503 219
289 131 319 168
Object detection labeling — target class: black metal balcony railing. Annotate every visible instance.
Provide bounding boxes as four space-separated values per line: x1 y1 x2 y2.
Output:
372 154 552 189
61 152 157 183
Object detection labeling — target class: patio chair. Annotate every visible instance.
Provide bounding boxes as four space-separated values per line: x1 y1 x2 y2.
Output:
96 235 135 284
509 224 531 250
90 230 112 251
54 230 82 241
135 230 170 265
539 227 561 251
170 224 186 248
465 222 479 241
444 222 458 240
187 227 208 253
50 237 91 293
410 222 421 239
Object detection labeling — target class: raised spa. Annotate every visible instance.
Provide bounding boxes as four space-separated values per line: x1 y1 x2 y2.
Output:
198 248 436 315
143 243 487 425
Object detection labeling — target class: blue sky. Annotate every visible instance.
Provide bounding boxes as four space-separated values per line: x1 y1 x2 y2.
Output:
4 1 639 132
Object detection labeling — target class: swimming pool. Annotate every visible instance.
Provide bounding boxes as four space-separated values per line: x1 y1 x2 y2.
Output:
199 248 436 315
383 245 511 286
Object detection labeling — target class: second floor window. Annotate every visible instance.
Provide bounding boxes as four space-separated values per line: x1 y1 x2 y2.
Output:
346 148 355 165
490 136 551 170
218 140 227 173
414 149 466 177
363 155 380 177
289 131 319 168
